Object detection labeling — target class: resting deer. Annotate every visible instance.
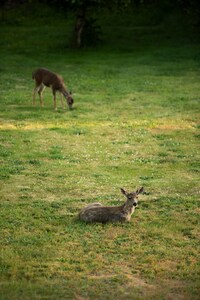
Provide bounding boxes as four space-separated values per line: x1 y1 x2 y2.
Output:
79 187 144 223
32 68 74 110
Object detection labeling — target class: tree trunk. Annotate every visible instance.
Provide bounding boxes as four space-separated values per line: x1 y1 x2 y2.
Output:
71 6 86 48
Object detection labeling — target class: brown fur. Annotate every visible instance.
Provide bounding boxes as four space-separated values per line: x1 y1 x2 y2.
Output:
32 68 74 110
79 187 144 223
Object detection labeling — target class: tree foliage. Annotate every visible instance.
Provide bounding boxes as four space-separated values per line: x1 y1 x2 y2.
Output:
59 0 143 47
1 0 200 47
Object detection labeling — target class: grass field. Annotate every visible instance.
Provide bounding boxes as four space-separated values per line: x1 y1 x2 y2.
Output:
0 5 200 299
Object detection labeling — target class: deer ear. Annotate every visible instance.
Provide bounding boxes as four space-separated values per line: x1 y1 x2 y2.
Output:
121 188 127 195
136 187 144 194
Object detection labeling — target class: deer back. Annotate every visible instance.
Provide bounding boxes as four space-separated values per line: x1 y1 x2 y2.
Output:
33 68 64 89
79 205 128 223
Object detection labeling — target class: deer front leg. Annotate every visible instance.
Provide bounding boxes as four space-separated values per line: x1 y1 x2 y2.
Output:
52 89 57 111
60 93 64 109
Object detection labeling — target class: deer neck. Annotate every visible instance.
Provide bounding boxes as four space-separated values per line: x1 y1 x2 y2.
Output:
122 202 136 216
60 87 70 98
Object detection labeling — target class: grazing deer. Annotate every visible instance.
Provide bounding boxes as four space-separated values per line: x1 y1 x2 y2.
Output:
79 187 144 223
32 68 74 110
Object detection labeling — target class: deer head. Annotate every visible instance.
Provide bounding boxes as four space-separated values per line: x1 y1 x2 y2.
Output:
121 187 144 207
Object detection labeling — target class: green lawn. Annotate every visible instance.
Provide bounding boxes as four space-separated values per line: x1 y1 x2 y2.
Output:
0 8 200 299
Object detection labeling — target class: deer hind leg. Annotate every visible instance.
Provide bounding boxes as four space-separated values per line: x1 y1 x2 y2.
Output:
80 203 102 213
85 203 102 209
33 83 43 106
38 84 45 107
33 85 39 106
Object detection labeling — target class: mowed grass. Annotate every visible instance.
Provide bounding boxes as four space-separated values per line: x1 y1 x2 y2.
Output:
0 9 200 299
